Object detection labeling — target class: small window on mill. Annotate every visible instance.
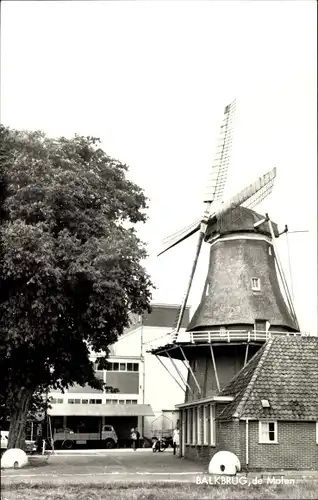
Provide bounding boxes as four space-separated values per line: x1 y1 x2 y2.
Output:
251 278 261 291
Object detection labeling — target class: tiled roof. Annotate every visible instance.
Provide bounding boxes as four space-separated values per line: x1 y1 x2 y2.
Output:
218 336 318 420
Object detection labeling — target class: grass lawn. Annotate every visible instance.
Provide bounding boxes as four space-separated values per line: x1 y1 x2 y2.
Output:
1 481 317 500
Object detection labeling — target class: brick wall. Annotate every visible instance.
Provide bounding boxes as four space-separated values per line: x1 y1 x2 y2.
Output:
181 409 318 470
183 419 241 467
246 420 318 470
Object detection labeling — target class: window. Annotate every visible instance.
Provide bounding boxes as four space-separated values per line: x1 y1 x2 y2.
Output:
259 421 278 443
68 399 75 404
186 409 190 445
203 406 209 444
74 399 80 404
112 399 118 404
206 283 210 296
95 399 102 404
119 400 125 404
126 399 132 404
106 362 139 372
82 399 88 404
184 410 188 445
192 407 197 445
131 400 137 404
269 246 272 255
187 408 193 445
210 405 216 445
50 398 57 404
89 399 96 404
57 399 63 404
197 406 202 445
251 278 261 291
106 399 112 404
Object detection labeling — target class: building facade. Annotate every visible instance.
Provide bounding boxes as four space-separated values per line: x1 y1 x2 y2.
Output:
48 303 189 446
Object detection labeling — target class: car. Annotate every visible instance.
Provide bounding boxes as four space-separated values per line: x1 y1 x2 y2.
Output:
0 430 37 453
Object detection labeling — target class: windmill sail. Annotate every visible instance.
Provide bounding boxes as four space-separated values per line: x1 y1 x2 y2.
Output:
203 99 236 203
158 217 202 256
214 168 276 220
158 100 236 257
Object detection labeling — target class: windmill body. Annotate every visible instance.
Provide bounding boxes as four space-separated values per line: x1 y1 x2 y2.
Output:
189 206 297 333
149 100 304 460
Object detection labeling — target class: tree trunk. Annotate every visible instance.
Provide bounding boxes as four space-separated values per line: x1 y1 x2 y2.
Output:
7 387 34 450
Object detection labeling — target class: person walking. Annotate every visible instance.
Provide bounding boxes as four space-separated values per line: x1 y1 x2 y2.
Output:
172 428 179 456
130 428 137 451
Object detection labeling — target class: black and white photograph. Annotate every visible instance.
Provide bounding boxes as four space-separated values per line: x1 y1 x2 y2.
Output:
0 1 317 499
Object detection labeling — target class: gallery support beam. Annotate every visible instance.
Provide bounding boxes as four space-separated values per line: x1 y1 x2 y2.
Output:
244 343 249 366
210 345 220 393
155 355 186 393
179 346 201 395
167 352 193 395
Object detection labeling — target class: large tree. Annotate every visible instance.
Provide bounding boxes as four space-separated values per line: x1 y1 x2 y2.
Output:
0 126 153 449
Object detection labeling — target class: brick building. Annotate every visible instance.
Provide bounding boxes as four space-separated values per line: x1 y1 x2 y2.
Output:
177 336 318 470
150 208 317 469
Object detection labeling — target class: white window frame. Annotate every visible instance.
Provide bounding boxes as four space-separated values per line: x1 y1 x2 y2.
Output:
259 421 278 444
206 283 210 296
186 409 191 445
210 404 216 445
192 407 197 445
203 405 209 444
197 406 201 445
251 277 261 291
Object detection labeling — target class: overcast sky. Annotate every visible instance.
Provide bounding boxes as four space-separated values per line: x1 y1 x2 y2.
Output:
1 1 317 334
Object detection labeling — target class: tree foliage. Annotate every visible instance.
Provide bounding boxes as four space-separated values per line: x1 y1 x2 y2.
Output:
0 126 153 447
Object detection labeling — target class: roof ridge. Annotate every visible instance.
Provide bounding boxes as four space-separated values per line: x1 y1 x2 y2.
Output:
235 337 275 418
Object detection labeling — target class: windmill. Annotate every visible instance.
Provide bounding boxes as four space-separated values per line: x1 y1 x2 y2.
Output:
149 101 303 463
158 100 299 338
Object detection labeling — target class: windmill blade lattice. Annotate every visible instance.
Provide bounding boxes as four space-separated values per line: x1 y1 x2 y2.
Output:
216 168 276 232
158 217 202 256
242 175 275 210
203 99 236 203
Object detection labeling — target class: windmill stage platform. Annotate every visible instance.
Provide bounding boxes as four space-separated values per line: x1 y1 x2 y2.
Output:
148 329 312 360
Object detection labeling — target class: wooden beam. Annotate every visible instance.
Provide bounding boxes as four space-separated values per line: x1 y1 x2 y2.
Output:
210 345 220 393
244 343 249 366
167 352 193 394
179 346 201 394
155 355 186 393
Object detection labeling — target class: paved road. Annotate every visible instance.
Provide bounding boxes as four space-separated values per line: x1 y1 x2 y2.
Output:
1 450 205 484
2 450 317 486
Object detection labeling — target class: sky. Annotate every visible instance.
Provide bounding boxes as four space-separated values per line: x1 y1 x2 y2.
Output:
1 1 317 334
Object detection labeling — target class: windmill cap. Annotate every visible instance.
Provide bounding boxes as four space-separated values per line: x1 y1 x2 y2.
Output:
205 207 279 239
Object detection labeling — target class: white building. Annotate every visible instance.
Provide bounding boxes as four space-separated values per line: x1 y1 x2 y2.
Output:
48 303 189 446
